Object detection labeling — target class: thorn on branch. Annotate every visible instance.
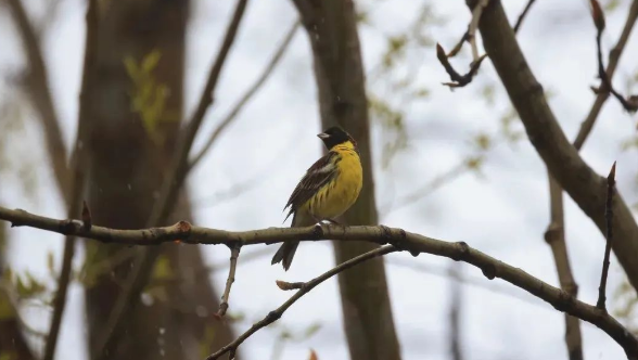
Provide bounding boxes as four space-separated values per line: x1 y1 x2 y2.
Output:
436 43 487 88
81 200 92 231
597 161 616 310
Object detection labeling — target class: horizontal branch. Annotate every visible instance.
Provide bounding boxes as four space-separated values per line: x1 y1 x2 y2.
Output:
0 205 637 356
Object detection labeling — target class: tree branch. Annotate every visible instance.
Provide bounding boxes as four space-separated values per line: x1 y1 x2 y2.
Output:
92 0 249 357
42 1 98 359
468 0 638 294
512 0 537 33
545 175 583 360
216 245 241 317
206 246 397 360
574 0 638 150
590 0 638 112
188 20 300 171
467 0 489 62
597 162 617 310
6 0 70 196
542 3 638 356
1 206 638 357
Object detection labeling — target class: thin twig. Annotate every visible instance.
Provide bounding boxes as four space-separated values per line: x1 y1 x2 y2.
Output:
436 43 487 88
513 0 537 33
92 1 249 358
574 0 638 150
591 0 638 113
2 207 638 356
545 175 583 360
217 245 241 317
438 0 538 87
467 0 490 63
597 161 617 310
205 246 398 360
542 3 638 355
188 20 300 171
6 0 70 196
447 28 469 58
42 1 98 359
447 263 464 360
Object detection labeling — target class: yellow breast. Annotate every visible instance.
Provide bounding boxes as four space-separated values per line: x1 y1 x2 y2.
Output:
304 143 363 220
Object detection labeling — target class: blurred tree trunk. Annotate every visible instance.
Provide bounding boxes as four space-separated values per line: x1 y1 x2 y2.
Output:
85 1 235 359
292 1 402 359
0 224 35 360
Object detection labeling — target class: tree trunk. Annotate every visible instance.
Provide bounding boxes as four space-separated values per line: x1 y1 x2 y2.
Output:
0 224 35 360
293 1 402 359
85 1 235 359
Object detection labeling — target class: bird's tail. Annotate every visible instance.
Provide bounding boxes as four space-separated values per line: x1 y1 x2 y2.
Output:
271 240 299 271
271 212 309 271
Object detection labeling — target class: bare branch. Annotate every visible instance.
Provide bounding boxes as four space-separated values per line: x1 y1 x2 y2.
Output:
541 3 638 356
6 0 70 196
574 0 638 150
205 246 398 360
188 20 300 171
42 1 99 359
447 28 470 58
439 0 538 87
467 0 489 62
513 0 537 33
1 206 638 356
591 0 638 113
472 0 638 298
545 175 583 360
436 43 487 88
597 162 617 310
92 1 249 356
216 245 241 317
448 263 464 360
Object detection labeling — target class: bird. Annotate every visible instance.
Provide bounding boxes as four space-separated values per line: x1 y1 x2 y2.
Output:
271 126 363 271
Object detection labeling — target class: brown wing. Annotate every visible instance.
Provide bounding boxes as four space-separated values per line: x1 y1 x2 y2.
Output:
284 151 339 222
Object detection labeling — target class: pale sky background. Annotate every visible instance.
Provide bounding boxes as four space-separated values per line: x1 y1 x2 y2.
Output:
1 0 638 359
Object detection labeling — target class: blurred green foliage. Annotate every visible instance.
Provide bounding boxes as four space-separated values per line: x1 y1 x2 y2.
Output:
124 49 171 142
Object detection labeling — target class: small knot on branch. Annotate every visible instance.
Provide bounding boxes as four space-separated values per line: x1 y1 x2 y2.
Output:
481 263 497 280
59 219 82 235
265 310 281 323
176 220 192 233
451 241 470 261
276 280 304 291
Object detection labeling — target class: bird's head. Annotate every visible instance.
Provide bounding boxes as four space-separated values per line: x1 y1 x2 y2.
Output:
317 126 357 150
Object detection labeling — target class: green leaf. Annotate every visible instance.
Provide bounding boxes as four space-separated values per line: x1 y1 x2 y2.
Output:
142 50 162 73
303 323 322 338
152 255 173 281
14 271 46 299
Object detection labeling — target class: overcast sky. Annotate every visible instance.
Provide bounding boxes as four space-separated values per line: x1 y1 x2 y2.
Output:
2 0 638 359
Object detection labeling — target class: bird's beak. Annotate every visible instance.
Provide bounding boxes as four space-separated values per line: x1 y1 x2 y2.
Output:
317 132 330 140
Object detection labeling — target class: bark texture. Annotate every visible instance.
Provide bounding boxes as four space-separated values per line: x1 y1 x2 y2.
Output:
292 1 402 359
85 1 235 359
